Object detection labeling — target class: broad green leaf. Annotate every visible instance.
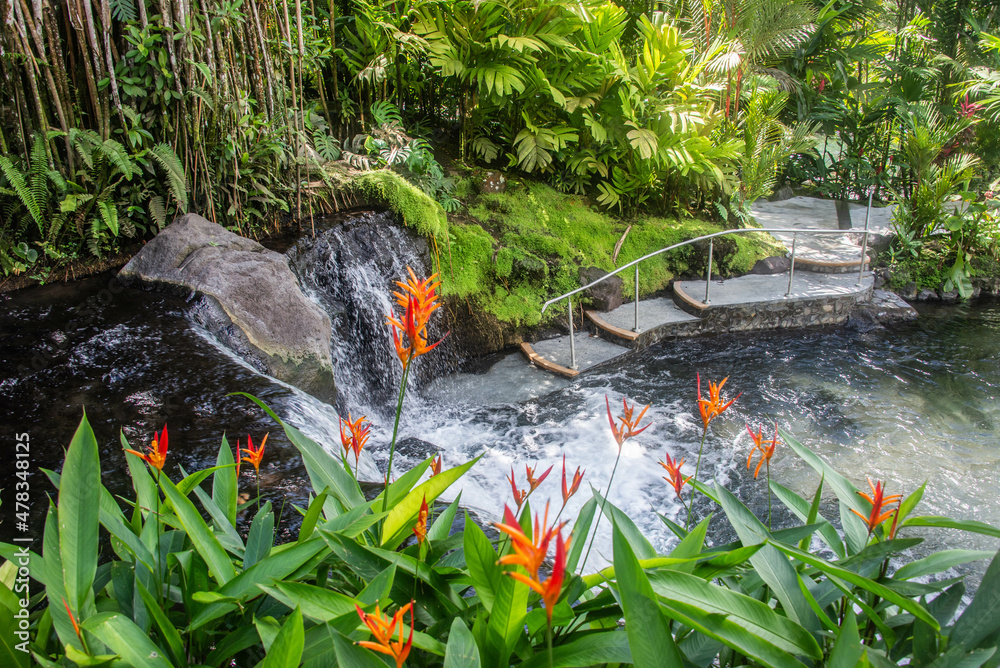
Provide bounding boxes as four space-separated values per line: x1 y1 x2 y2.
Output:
299 491 329 543
136 579 187 667
258 581 357 622
612 524 683 668
261 607 304 668
81 612 173 667
158 473 237 585
566 496 597 573
518 630 632 668
428 493 461 543
444 618 481 668
770 480 844 558
781 428 863 515
245 503 275 568
715 482 814 628
0 598 29 667
213 435 238 526
331 627 388 667
828 607 862 668
485 560 527 668
894 550 994 581
464 512 501 612
381 456 481 548
768 540 940 630
648 570 821 660
59 413 100 613
668 515 710 573
951 550 1000 650
901 516 1000 539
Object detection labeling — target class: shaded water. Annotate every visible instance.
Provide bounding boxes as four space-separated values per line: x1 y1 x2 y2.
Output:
1 218 998 576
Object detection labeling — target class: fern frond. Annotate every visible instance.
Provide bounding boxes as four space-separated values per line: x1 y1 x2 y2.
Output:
0 152 45 236
99 138 138 181
148 195 167 230
98 199 120 237
150 143 189 212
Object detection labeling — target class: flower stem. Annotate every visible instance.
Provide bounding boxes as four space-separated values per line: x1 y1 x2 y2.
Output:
256 470 261 514
546 618 554 668
686 428 709 530
580 447 622 574
382 353 413 523
766 460 772 531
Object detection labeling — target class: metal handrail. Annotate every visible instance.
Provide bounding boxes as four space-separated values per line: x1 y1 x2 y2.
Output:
541 196 875 370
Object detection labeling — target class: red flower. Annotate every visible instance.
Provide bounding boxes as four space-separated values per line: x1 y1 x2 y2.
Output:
560 454 584 505
525 463 553 493
240 434 267 474
660 452 693 500
606 395 651 450
430 455 442 477
339 413 371 464
124 424 169 471
495 504 569 621
413 496 429 545
746 423 778 480
850 477 903 536
508 467 527 509
697 374 740 430
386 267 447 370
355 601 414 668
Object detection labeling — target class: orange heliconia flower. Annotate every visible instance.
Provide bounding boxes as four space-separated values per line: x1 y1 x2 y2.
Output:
124 424 169 471
62 598 83 644
339 414 371 464
851 477 904 536
430 455 442 476
496 504 570 621
606 395 651 450
697 374 741 430
525 463 553 493
660 452 693 500
240 434 267 474
507 467 527 509
355 601 414 668
495 503 565 581
746 423 778 480
386 267 447 369
413 496 429 545
560 454 584 506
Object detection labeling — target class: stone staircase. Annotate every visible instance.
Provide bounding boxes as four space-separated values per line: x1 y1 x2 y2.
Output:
519 197 900 378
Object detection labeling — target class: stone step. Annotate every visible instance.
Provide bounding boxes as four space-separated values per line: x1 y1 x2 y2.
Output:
520 331 631 378
585 297 701 348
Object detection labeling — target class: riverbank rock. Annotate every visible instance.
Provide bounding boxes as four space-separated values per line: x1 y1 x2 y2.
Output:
579 267 624 312
750 256 791 275
119 214 336 402
848 290 918 329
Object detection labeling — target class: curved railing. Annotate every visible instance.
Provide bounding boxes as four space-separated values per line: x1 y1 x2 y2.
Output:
540 199 875 370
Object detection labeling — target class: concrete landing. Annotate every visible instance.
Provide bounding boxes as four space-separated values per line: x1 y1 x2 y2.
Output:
520 333 630 378
751 197 891 270
674 272 873 311
586 297 701 346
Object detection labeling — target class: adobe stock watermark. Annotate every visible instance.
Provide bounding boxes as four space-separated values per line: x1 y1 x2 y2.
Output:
12 431 33 656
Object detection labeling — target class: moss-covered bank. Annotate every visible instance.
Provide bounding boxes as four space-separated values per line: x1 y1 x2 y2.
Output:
438 179 782 328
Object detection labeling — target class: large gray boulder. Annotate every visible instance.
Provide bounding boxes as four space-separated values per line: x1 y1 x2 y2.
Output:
119 214 336 402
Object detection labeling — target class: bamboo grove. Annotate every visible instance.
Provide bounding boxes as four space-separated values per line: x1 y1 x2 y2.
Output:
2 0 1000 278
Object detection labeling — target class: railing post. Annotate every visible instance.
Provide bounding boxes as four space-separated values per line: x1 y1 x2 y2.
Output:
568 297 577 370
704 239 714 305
633 265 640 333
785 233 797 298
858 191 873 287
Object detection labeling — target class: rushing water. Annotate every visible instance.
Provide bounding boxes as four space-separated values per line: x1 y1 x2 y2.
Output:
2 215 998 578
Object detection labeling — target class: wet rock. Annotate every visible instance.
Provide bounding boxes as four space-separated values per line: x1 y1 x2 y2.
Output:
579 267 624 312
770 185 795 201
846 307 884 333
916 288 939 301
750 256 791 275
900 282 918 300
119 213 336 402
939 289 959 303
851 290 917 326
477 171 507 194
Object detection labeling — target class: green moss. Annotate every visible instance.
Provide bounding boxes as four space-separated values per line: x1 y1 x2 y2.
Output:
351 170 448 239
441 181 783 326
